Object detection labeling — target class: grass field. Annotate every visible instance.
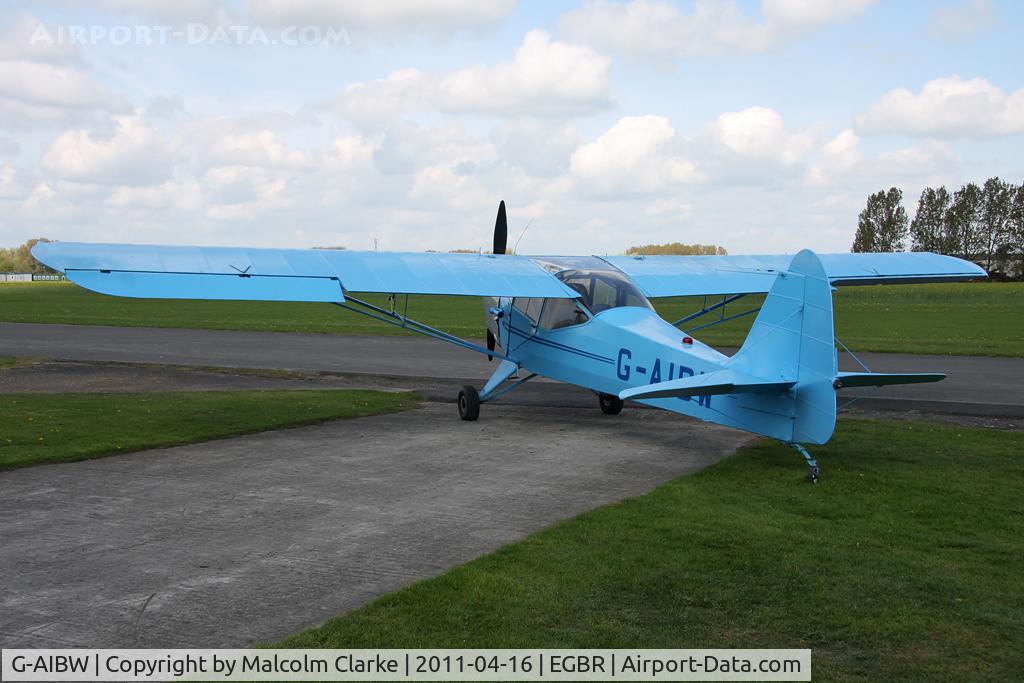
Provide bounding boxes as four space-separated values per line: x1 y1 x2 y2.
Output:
0 390 417 470
657 282 1023 356
0 281 1020 356
0 356 38 370
279 418 1023 681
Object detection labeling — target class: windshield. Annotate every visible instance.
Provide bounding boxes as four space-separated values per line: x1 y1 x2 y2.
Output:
555 269 653 314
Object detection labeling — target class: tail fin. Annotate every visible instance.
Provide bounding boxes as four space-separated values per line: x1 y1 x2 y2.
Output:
728 249 837 444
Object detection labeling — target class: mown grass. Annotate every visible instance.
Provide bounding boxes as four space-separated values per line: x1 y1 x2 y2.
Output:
278 419 1023 682
0 355 39 370
0 282 485 337
0 390 418 470
658 282 1023 356
1 281 1020 356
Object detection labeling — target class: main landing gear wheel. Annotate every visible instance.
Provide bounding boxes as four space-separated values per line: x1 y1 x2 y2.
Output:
457 385 480 421
598 393 624 415
807 466 820 485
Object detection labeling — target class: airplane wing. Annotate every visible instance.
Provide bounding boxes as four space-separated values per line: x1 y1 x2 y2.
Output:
599 252 986 298
33 242 986 303
31 242 578 302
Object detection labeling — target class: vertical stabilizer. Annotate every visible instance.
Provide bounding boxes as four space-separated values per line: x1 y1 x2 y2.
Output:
728 249 837 444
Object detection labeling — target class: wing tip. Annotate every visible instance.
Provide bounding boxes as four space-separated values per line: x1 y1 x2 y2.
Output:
30 241 63 272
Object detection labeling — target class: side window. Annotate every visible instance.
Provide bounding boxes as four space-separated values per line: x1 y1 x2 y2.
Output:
513 298 544 325
514 298 534 320
539 298 588 330
624 290 647 308
591 278 618 312
526 297 544 321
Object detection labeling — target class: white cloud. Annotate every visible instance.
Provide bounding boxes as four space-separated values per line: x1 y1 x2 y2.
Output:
929 0 994 41
0 13 80 62
322 135 376 170
709 106 816 165
0 61 123 112
332 30 613 122
437 30 613 116
332 69 430 122
40 0 235 26
23 181 57 209
761 0 876 30
645 197 693 220
0 136 20 156
247 0 514 36
805 128 861 186
0 14 129 128
855 75 1024 137
799 135 962 250
372 120 491 175
570 115 704 197
0 163 36 199
806 128 960 190
168 112 312 169
872 141 961 182
41 115 171 185
145 96 186 119
105 179 204 211
206 130 311 170
408 162 494 213
561 0 875 63
202 165 284 209
821 129 861 164
491 120 580 177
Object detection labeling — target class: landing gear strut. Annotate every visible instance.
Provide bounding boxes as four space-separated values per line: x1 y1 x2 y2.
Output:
598 393 624 415
789 442 820 484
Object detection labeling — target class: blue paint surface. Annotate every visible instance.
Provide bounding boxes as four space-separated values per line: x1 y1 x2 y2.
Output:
34 241 970 446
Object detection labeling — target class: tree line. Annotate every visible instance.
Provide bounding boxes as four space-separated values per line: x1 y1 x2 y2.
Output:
3 238 728 271
0 238 55 274
852 178 1024 278
626 243 727 256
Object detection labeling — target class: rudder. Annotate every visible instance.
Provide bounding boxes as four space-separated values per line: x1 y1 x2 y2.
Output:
728 249 837 444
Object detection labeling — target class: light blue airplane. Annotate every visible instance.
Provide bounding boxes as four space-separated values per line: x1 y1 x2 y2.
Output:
32 202 986 482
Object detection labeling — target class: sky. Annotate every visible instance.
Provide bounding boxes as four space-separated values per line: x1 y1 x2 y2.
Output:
0 0 1022 256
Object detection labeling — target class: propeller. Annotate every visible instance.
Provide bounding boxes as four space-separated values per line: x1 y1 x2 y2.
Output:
487 329 497 356
493 200 507 255
487 200 508 361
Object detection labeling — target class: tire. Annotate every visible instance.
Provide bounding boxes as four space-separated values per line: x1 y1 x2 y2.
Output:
598 393 624 415
458 385 481 421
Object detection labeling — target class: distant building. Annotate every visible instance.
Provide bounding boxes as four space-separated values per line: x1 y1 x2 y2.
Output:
0 272 65 282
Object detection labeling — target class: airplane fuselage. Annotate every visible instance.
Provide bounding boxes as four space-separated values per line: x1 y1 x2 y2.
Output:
504 305 730 425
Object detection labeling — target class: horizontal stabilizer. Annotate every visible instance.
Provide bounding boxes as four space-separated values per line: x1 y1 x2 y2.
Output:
619 368 795 401
836 372 946 388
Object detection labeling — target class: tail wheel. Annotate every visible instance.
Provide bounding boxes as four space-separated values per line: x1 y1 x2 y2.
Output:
458 385 481 421
598 393 623 415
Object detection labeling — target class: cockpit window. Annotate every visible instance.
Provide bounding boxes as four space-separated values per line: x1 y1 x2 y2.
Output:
539 298 589 330
555 269 653 314
513 297 543 323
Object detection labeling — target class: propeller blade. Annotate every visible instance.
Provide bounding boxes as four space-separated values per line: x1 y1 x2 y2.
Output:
493 200 507 255
486 329 496 362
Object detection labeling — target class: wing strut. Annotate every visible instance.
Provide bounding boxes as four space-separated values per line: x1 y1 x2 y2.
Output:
333 295 511 361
